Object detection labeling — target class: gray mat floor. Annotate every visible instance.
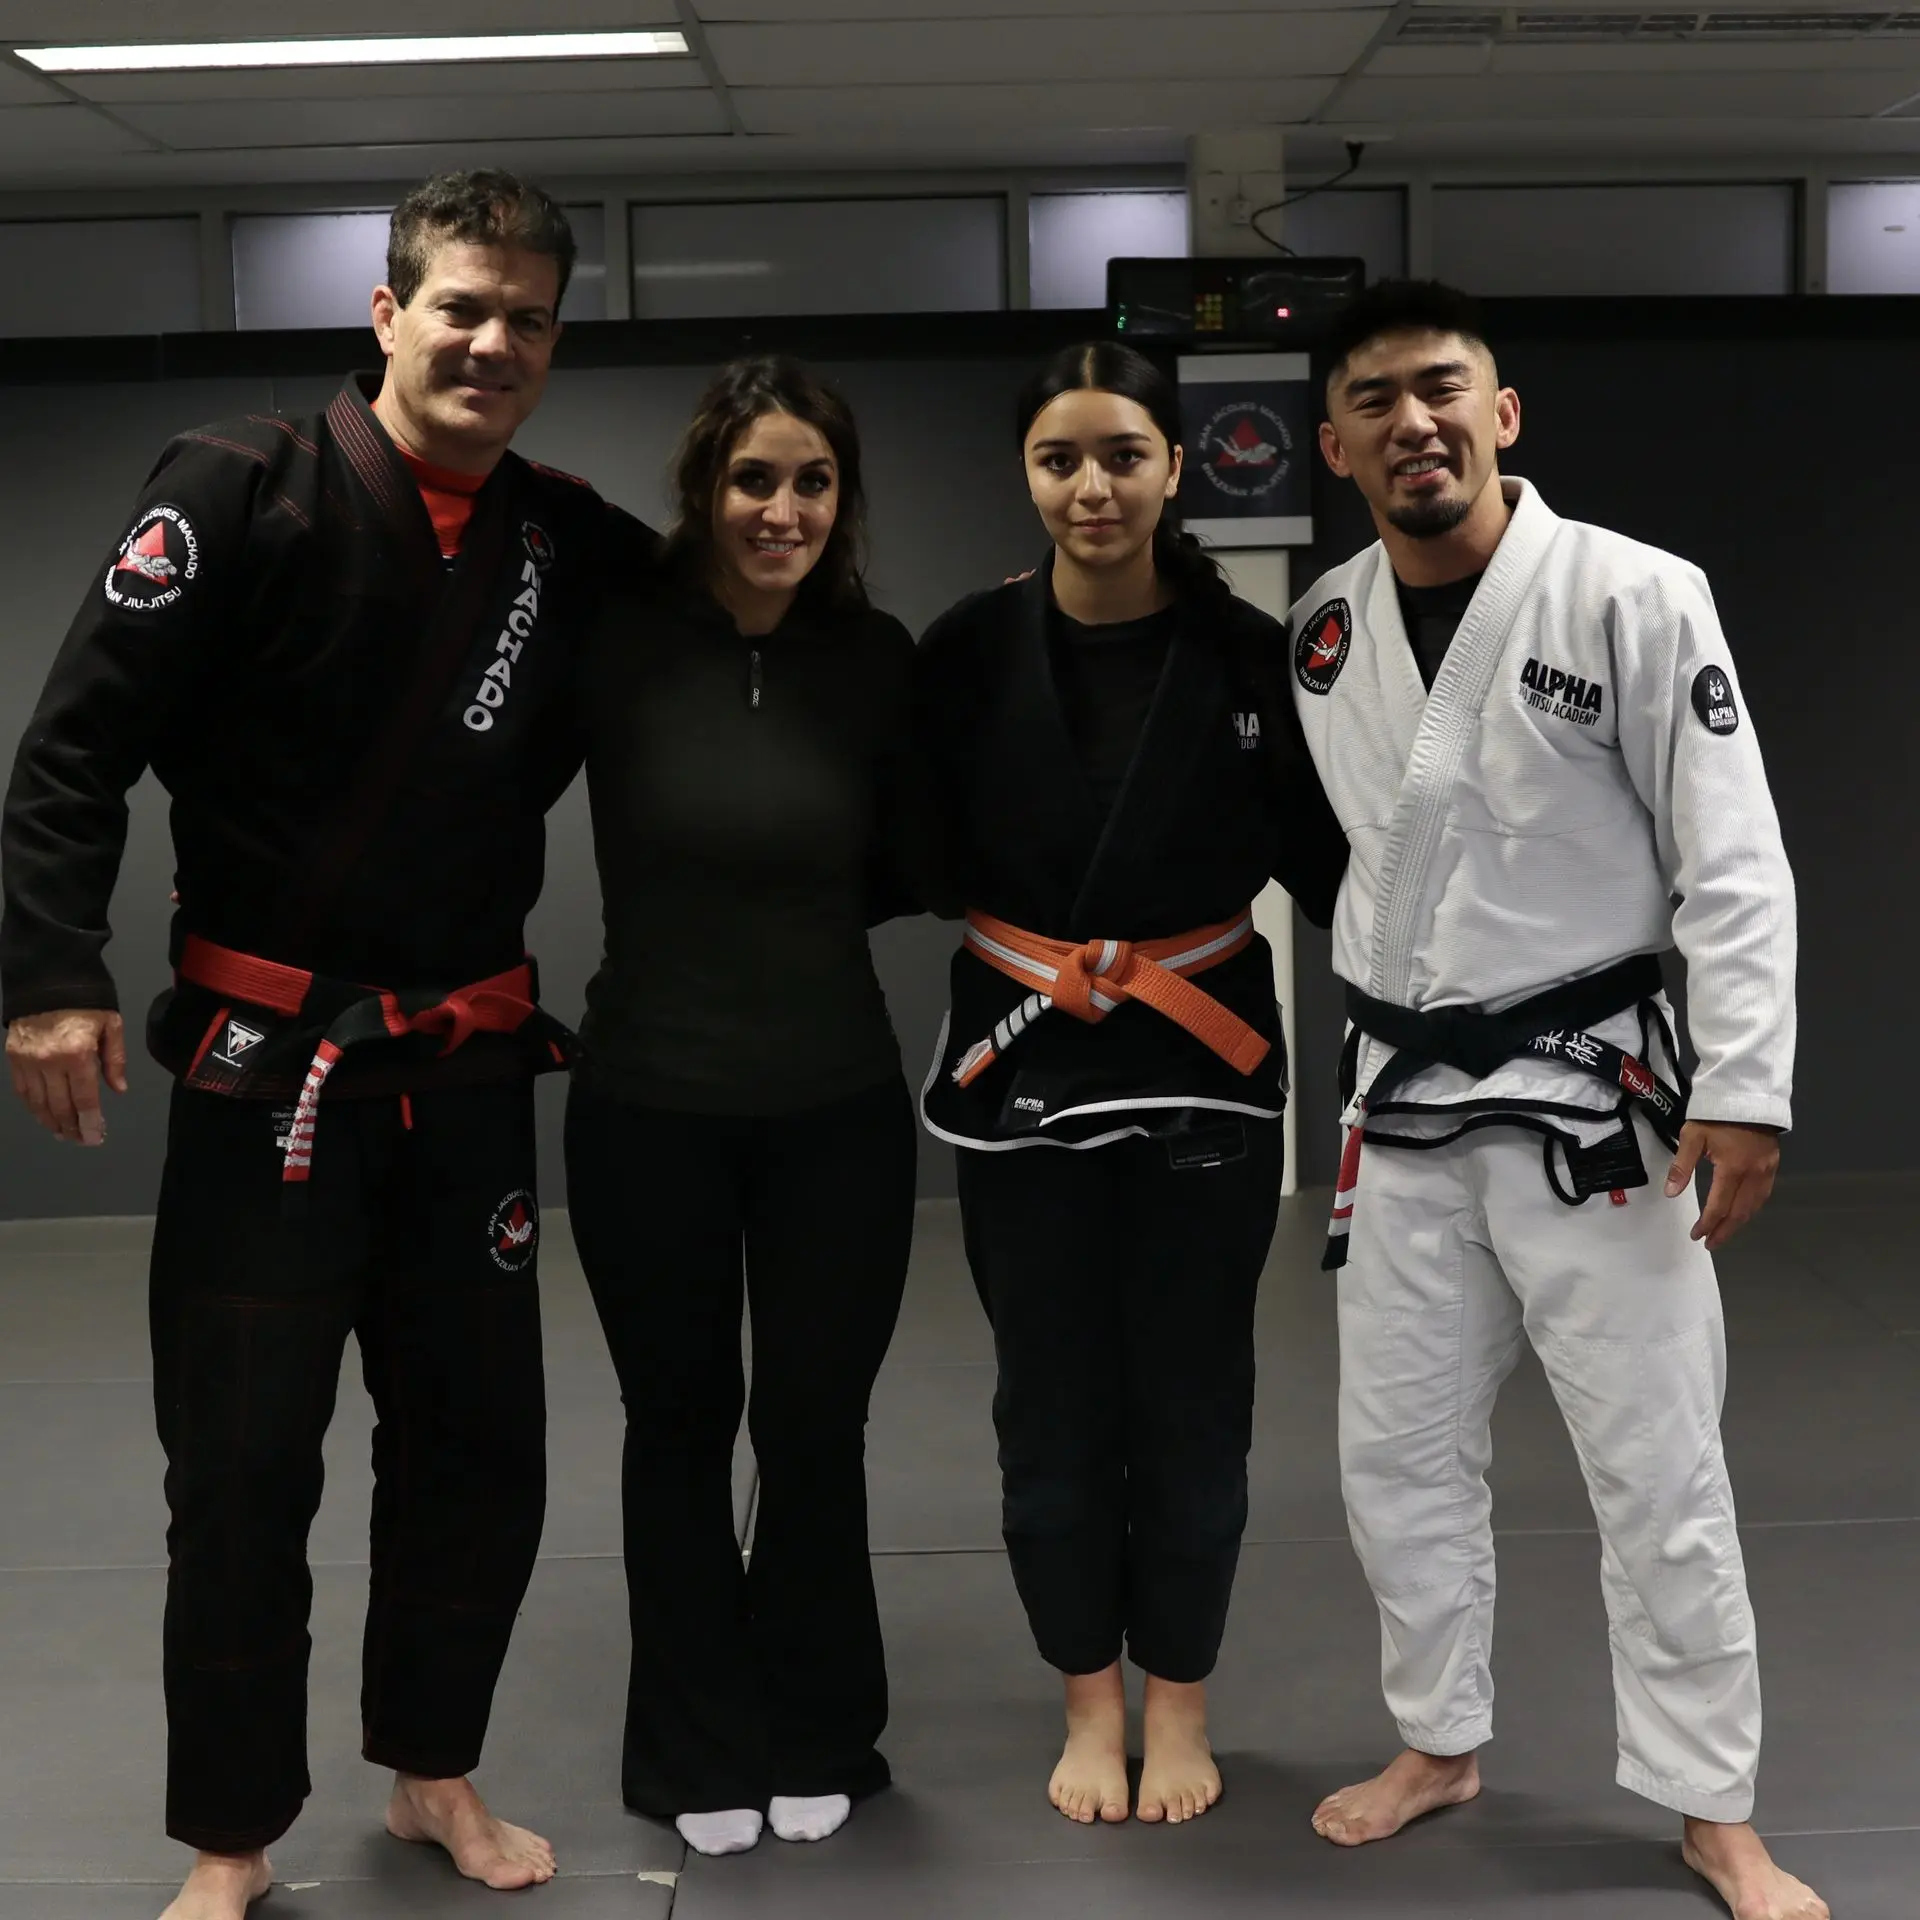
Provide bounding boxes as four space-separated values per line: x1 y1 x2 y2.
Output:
1 1182 1914 1917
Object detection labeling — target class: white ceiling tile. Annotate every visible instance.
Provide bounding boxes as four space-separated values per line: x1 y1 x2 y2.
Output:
71 58 706 104
1487 41 1920 76
113 91 729 151
707 13 1382 83
701 0 1354 15
738 76 1333 133
1352 43 1491 78
0 57 61 102
0 0 680 35
1340 69 1918 119
0 100 144 154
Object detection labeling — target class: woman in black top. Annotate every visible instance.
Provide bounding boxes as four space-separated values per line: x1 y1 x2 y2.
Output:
917 343 1346 1829
566 357 928 1858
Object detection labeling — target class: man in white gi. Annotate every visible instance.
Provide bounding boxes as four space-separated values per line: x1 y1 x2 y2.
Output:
1290 281 1822 1920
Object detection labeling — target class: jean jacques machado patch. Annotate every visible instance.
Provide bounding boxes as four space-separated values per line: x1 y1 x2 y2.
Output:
104 505 199 612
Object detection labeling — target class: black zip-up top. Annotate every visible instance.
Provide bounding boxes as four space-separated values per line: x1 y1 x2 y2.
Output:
917 560 1347 1148
577 552 940 1114
1 375 621 1092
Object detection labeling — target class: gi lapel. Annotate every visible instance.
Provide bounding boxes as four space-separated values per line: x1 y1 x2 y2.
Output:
1366 479 1562 1009
278 384 525 951
1005 562 1106 918
1071 599 1215 933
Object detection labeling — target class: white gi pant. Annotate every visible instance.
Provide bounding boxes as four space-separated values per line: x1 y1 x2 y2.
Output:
1338 1116 1761 1822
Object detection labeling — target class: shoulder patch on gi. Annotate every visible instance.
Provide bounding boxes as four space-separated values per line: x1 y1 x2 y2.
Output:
488 1189 539 1273
1690 664 1740 736
104 504 199 612
1294 598 1351 696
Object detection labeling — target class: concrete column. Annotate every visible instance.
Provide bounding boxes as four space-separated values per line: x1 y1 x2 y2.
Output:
1186 134 1301 1193
1187 128 1287 259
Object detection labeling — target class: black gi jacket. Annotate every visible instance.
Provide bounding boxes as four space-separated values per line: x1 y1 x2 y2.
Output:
1 375 624 1094
918 562 1347 1148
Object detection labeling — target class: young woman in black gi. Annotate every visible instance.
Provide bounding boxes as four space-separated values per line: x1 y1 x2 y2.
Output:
566 357 935 1857
917 342 1346 1828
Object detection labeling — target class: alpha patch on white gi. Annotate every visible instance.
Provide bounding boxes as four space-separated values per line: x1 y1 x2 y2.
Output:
521 521 555 571
1691 665 1740 736
104 505 198 612
1519 656 1605 728
488 1188 539 1272
1294 599 1351 696
214 1018 266 1069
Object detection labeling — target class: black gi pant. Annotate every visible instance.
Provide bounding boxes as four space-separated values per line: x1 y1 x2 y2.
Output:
564 1075 914 1816
150 1080 547 1853
956 1118 1284 1683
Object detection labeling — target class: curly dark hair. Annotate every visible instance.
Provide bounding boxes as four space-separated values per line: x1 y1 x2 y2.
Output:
1322 279 1491 393
662 355 871 613
386 169 577 311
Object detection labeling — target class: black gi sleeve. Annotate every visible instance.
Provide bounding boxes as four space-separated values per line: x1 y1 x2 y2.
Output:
1 436 252 1024
1253 613 1348 930
867 610 962 924
906 600 987 921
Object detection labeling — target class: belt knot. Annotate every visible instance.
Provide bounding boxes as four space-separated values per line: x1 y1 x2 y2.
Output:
1053 939 1132 1021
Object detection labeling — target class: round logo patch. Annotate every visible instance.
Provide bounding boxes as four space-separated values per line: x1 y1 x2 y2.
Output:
1691 665 1739 736
487 1188 539 1273
1295 599 1352 696
522 521 555 571
104 504 198 611
1196 400 1295 505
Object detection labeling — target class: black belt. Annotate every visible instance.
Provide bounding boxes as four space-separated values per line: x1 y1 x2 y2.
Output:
1323 957 1689 1269
1340 954 1684 1142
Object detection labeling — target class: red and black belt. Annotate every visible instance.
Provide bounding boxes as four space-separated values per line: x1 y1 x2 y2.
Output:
177 934 571 1188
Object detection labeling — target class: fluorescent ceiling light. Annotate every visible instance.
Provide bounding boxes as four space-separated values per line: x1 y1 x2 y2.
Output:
16 31 689 74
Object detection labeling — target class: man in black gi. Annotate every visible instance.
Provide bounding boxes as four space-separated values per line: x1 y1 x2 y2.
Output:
2 170 614 1920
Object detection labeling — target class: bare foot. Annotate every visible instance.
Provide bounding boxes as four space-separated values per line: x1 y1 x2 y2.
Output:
1049 1663 1130 1825
1136 1676 1221 1825
1683 1819 1830 1920
159 1850 272 1920
1312 1747 1481 1845
386 1773 557 1890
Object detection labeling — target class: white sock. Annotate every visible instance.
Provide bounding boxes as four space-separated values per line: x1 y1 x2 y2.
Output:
675 1809 764 1856
769 1793 851 1844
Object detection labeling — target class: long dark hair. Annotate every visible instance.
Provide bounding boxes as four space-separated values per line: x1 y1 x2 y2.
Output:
661 353 870 612
1013 340 1230 604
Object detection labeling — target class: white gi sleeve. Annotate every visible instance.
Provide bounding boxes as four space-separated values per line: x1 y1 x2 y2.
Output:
1612 562 1796 1130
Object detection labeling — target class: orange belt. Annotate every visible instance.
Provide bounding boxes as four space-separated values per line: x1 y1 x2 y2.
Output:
952 908 1268 1088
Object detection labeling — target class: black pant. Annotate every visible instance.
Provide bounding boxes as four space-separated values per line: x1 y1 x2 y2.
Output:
564 1075 915 1816
149 1080 548 1853
956 1119 1284 1684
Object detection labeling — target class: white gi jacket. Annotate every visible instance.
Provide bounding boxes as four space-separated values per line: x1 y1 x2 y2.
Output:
1288 476 1796 1138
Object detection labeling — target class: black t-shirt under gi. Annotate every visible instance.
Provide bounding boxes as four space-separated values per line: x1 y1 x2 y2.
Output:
1393 570 1484 692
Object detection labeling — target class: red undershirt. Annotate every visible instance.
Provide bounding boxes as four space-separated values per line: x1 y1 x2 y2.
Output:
397 447 487 560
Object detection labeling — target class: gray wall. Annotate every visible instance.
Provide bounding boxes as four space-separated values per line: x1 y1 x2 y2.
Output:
0 356 1042 1219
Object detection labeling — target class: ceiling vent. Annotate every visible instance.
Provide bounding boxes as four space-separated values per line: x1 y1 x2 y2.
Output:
1396 4 1920 38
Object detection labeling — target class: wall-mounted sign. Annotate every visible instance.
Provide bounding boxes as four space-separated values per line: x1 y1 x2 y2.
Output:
1178 350 1313 548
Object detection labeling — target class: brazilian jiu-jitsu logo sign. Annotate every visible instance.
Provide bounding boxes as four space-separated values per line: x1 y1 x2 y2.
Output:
105 504 198 611
1196 400 1295 506
1691 665 1739 736
488 1188 539 1272
521 521 555 572
1295 599 1352 696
